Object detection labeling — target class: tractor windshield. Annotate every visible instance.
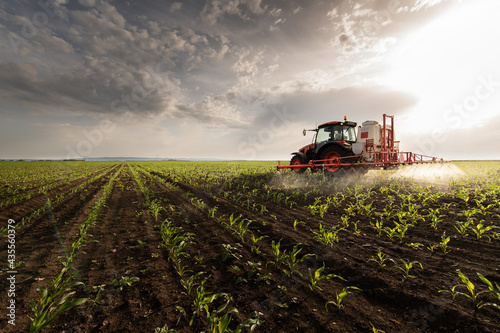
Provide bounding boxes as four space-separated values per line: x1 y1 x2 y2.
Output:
316 125 357 144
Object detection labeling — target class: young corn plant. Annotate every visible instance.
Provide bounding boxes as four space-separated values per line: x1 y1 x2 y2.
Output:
439 284 461 299
478 273 500 309
325 286 362 310
228 213 243 228
249 234 267 254
112 276 140 291
270 239 288 268
233 219 252 243
180 271 205 295
392 259 423 279
313 224 344 247
427 208 442 231
282 244 316 277
369 322 386 333
455 220 472 238
308 263 345 291
149 200 164 222
367 247 389 267
29 266 87 332
207 205 218 219
394 222 410 243
440 232 451 254
373 218 384 237
293 219 306 229
441 270 488 310
471 221 498 241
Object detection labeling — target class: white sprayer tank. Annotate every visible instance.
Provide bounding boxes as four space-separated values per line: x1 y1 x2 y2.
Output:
352 121 382 160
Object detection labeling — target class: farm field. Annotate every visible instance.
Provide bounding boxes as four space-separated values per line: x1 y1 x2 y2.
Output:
1 160 500 332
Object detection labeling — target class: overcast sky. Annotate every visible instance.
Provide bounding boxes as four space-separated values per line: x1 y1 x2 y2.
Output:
1 0 499 160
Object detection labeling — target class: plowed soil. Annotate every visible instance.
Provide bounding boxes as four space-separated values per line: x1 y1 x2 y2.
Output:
1 162 499 333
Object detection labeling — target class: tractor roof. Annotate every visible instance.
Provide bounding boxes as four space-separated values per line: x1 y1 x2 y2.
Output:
318 120 357 128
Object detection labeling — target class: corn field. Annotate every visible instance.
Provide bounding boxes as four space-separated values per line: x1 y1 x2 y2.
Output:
1 160 499 332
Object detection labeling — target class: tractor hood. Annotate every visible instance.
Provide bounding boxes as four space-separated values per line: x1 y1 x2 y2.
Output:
299 144 314 155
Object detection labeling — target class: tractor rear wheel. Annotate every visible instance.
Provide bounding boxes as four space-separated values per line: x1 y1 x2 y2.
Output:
290 154 308 173
320 146 352 176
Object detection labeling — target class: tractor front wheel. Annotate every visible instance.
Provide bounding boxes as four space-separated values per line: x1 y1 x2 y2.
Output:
290 154 308 173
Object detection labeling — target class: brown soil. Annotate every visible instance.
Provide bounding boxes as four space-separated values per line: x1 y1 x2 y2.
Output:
1 163 499 333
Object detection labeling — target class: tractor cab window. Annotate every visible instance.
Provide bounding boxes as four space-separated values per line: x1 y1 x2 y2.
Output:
343 126 356 142
316 125 357 144
315 127 330 144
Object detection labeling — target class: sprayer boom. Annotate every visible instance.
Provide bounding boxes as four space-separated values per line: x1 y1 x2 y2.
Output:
278 114 446 176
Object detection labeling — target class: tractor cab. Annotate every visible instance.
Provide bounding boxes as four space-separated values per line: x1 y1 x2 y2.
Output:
308 120 357 157
294 119 358 168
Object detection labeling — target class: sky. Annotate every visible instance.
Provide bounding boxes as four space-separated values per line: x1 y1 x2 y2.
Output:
1 0 500 160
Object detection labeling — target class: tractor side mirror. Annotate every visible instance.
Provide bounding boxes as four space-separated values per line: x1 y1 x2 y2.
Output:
303 129 307 136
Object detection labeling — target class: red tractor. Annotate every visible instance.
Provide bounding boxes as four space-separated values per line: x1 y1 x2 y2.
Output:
278 114 444 176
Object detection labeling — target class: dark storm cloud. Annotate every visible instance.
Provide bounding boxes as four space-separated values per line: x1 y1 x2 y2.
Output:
0 0 241 121
0 0 451 127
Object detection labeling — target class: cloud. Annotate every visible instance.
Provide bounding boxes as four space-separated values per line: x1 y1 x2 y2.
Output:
172 92 250 128
200 0 266 25
170 2 183 12
411 0 447 12
78 0 97 7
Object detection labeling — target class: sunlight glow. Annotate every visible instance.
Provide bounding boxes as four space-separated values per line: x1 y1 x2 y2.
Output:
382 0 500 132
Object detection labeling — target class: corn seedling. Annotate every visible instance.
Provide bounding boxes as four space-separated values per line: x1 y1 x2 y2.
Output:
369 322 386 333
373 218 384 237
283 244 315 277
249 234 267 253
439 283 461 299
233 219 252 242
443 270 488 309
181 271 205 295
478 273 500 309
352 221 361 236
455 220 472 237
190 284 229 327
228 213 243 228
29 266 87 332
271 239 291 268
153 324 177 333
91 284 106 305
293 219 306 229
427 208 442 230
208 205 218 219
313 224 344 247
112 276 140 291
440 232 451 254
221 243 243 262
427 244 437 252
471 221 497 241
340 215 349 227
367 247 389 267
392 259 423 279
325 286 362 310
308 263 345 291
149 200 164 222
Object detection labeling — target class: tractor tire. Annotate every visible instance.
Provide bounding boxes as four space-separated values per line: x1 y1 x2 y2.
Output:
320 146 353 177
290 154 308 173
